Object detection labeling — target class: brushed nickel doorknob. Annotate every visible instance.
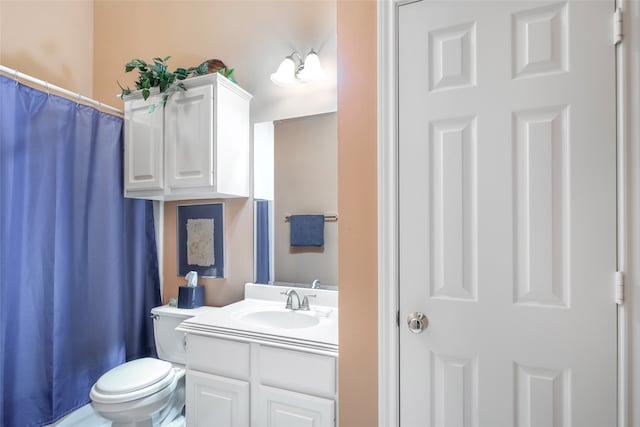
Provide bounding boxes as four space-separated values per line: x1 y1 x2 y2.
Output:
407 312 428 334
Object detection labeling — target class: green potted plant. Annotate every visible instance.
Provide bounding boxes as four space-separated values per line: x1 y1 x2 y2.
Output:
118 56 236 110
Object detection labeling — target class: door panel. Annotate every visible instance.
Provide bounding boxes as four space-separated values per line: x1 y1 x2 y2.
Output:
398 1 616 426
186 371 249 427
123 94 164 193
258 385 335 427
165 84 214 190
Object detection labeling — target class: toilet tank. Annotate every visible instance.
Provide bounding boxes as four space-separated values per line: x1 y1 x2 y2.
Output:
151 305 210 365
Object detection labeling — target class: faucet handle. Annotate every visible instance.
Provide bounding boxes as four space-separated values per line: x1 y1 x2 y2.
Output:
301 294 317 311
281 290 295 309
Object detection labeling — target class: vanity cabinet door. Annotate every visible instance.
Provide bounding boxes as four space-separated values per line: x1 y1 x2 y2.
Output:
123 93 164 197
186 370 249 427
257 385 335 427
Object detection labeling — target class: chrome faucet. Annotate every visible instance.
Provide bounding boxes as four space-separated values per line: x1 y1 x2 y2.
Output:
281 289 317 311
281 289 302 310
311 279 321 289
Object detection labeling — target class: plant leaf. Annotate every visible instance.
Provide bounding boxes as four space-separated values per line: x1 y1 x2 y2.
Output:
117 81 132 99
119 56 206 108
125 59 143 72
175 68 188 80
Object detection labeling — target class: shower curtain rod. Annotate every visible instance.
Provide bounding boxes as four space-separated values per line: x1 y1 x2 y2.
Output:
0 65 124 116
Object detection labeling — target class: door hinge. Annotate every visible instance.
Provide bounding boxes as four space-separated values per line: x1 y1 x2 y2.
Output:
615 271 624 305
614 8 623 45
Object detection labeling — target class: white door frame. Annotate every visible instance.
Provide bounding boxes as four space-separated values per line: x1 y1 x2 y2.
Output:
376 0 632 426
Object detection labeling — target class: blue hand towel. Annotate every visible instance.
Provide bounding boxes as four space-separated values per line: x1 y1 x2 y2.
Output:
290 215 325 247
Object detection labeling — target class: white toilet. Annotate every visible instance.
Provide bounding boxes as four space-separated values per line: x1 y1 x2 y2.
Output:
89 305 207 427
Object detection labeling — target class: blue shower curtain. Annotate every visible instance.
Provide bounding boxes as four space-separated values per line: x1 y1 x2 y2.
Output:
0 75 161 427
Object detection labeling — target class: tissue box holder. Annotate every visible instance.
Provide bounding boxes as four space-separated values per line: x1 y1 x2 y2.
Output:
178 285 205 309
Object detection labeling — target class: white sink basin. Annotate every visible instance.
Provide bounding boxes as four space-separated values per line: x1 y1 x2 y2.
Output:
235 308 320 330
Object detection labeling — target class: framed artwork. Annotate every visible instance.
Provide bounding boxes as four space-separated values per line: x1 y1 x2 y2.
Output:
176 203 224 278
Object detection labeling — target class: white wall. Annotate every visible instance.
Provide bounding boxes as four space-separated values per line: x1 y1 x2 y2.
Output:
254 122 275 201
624 1 640 426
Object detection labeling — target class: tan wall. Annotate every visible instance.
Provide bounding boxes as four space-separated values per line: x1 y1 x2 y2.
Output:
2 0 379 423
92 0 336 122
163 198 254 307
274 113 338 286
337 0 378 425
0 0 94 96
92 1 260 307
92 0 338 307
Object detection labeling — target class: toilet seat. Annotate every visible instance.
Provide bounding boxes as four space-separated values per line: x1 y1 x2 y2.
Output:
90 358 175 404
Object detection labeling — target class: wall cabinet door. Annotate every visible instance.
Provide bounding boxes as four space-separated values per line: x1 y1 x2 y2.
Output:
165 84 215 192
186 370 249 427
257 385 335 427
123 94 164 196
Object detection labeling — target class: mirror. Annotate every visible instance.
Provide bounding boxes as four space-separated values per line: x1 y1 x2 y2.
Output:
254 113 338 289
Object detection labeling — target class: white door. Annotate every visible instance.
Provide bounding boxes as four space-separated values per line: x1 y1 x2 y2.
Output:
398 1 617 426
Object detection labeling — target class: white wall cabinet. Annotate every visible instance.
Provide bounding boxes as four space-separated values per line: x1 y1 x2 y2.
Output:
123 73 252 201
185 334 337 427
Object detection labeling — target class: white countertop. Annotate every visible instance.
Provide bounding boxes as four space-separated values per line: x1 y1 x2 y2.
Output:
176 284 338 355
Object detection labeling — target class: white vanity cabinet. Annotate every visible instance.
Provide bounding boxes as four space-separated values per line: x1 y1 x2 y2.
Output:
123 73 252 201
184 334 337 427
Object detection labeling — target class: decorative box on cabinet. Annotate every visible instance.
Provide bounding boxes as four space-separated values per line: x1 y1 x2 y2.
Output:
123 73 252 201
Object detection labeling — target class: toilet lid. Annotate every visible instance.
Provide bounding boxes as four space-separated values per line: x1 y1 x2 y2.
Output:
93 358 172 396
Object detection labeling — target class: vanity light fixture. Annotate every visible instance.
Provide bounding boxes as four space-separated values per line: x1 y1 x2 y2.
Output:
270 49 326 86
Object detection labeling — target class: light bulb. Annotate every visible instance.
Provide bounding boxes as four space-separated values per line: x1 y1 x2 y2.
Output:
270 56 296 86
297 50 325 82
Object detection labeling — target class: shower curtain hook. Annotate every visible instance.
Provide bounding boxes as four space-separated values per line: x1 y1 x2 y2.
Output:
76 93 82 109
13 69 19 85
45 82 50 95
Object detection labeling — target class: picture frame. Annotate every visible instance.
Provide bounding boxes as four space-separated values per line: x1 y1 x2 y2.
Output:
176 203 224 278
